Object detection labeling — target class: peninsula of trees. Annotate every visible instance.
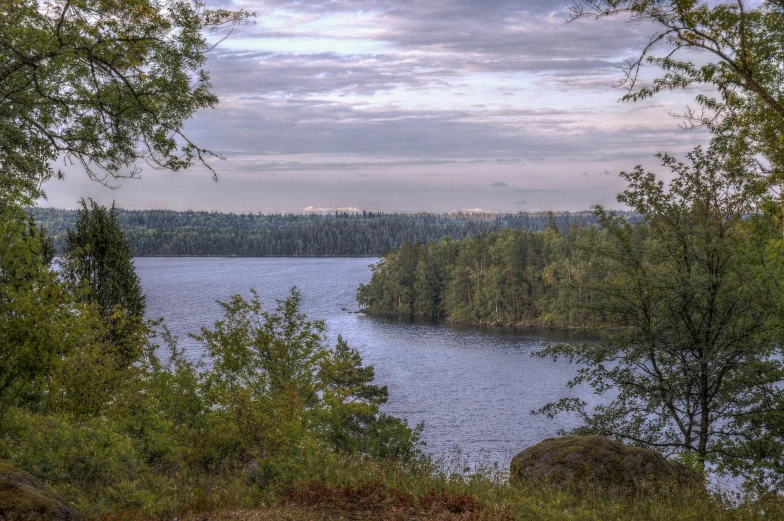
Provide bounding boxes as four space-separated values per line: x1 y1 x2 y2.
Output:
357 223 596 329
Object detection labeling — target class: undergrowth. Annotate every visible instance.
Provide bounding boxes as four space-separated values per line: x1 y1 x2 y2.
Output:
3 406 779 521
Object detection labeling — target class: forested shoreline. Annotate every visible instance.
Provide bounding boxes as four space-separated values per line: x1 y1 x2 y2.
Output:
357 223 600 329
31 207 632 257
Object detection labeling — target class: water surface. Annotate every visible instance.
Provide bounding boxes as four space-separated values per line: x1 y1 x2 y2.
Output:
136 257 595 467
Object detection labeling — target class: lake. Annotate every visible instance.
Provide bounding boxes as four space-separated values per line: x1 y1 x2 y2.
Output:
136 257 597 468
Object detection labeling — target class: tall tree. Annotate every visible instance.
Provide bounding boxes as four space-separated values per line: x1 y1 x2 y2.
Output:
0 0 252 201
62 199 145 364
537 147 784 488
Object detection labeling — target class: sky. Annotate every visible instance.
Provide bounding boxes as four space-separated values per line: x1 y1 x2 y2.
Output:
40 0 711 214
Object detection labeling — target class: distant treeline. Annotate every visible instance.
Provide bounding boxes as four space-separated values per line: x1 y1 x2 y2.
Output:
357 223 612 329
31 208 638 257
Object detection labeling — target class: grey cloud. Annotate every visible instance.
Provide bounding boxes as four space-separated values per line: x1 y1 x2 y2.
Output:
206 50 457 97
580 168 623 178
490 181 509 187
236 158 524 172
186 98 688 165
539 72 617 92
241 1 572 18
204 48 620 103
210 0 651 97
375 8 639 64
115 0 706 214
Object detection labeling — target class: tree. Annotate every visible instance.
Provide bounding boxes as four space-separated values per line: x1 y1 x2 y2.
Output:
195 287 419 460
317 336 391 455
569 1 783 186
61 199 146 365
0 0 253 201
537 146 784 487
0 204 110 425
0 205 62 423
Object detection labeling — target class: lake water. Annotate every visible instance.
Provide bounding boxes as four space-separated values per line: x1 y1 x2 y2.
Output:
135 257 597 468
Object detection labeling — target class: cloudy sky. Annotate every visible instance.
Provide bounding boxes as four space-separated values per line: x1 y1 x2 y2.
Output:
41 0 709 213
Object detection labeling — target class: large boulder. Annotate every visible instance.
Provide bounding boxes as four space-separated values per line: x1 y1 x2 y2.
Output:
510 435 702 492
0 461 83 520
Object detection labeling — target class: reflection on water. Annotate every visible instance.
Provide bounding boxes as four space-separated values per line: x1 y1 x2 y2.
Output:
135 257 598 467
373 314 600 341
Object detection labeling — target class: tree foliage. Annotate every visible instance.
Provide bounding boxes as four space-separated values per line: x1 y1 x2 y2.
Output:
0 205 65 424
569 0 784 178
357 225 601 328
0 204 117 425
0 0 253 201
61 199 146 367
537 147 784 488
62 199 145 317
195 288 420 462
32 208 622 257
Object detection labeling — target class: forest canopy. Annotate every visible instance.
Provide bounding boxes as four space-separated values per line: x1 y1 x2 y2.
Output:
32 208 633 257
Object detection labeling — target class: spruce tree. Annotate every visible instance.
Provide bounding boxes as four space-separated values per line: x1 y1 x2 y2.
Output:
62 199 145 365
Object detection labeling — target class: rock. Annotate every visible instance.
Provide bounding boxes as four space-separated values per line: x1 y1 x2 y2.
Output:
0 461 83 520
510 435 702 492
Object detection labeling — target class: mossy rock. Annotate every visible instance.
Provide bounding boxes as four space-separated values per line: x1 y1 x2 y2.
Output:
510 435 702 493
0 461 83 521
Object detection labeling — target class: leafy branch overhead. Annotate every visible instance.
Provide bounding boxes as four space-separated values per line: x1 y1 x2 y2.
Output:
0 0 254 203
569 1 784 176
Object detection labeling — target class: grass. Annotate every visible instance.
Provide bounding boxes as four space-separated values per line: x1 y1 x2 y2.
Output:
85 454 782 521
1 408 781 521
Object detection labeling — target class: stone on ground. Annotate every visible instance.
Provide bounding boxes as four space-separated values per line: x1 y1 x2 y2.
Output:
510 435 702 492
0 461 83 520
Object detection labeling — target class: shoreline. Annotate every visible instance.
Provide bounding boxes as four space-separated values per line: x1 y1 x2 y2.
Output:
359 310 602 334
130 255 381 259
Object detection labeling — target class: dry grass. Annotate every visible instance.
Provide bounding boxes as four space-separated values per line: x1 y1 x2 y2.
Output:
279 481 513 521
184 506 346 521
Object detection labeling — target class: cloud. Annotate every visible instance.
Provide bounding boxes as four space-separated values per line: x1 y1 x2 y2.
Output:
235 158 523 172
183 1 703 170
205 3 644 102
48 0 707 213
459 207 488 213
228 1 645 72
303 205 361 213
185 97 691 166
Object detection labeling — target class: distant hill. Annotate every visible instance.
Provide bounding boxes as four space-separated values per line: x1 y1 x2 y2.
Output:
30 208 639 257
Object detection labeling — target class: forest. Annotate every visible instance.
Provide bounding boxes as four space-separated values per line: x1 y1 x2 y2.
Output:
31 208 620 257
357 223 598 328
